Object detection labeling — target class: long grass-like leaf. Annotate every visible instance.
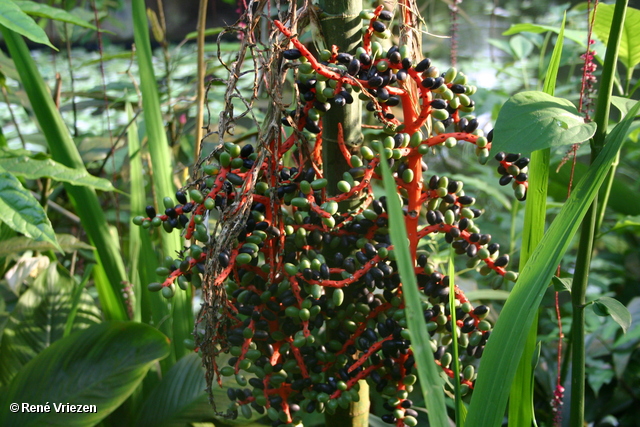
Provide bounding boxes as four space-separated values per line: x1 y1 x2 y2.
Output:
508 15 565 426
377 152 449 427
466 100 640 427
131 0 192 359
0 25 129 321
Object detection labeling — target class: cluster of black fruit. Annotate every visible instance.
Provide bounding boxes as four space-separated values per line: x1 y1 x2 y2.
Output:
133 7 526 427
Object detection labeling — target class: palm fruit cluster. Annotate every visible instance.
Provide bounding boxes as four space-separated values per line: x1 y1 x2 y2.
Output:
133 6 526 427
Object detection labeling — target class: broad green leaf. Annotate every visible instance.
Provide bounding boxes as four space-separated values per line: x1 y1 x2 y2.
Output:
0 172 61 251
0 156 116 192
183 26 224 41
135 353 216 426
0 234 93 257
0 264 101 386
466 100 640 427
0 1 56 49
492 91 597 154
607 215 640 233
552 276 572 293
610 95 640 116
509 35 534 60
13 0 97 31
503 23 587 47
377 153 449 427
593 296 632 333
0 321 170 427
593 4 640 72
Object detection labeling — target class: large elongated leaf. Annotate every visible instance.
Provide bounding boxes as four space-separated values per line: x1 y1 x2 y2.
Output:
0 172 61 251
0 264 101 386
1 26 129 321
492 91 597 154
13 1 97 31
0 321 170 427
503 23 587 47
0 234 93 257
377 153 449 427
135 353 216 426
593 4 640 72
0 156 115 191
466 100 640 426
0 2 55 49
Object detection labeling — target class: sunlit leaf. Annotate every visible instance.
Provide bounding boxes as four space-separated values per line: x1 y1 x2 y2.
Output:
492 91 597 154
0 1 56 49
13 1 98 31
593 3 640 72
593 296 632 333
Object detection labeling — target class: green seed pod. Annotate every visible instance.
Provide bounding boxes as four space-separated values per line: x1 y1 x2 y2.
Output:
219 152 231 167
433 121 446 135
478 319 492 331
236 253 253 265
403 416 418 427
147 282 162 292
444 66 457 83
469 331 483 347
444 209 456 225
230 157 244 169
299 308 311 321
449 97 461 110
189 189 204 203
350 155 363 168
284 263 298 276
319 49 332 62
376 59 389 72
402 169 414 184
441 351 452 368
441 88 454 101
463 365 475 381
476 136 488 148
155 266 170 276
162 197 174 209
161 286 174 299
299 180 312 195
476 147 490 165
445 136 457 148
371 41 382 58
360 146 375 160
409 130 423 147
309 178 327 190
337 180 351 193
515 184 527 200
291 197 311 210
151 217 162 227
431 108 449 121
333 288 345 307
460 384 470 396
505 271 518 282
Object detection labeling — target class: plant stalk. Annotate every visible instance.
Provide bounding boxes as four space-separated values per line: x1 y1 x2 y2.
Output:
569 1 627 426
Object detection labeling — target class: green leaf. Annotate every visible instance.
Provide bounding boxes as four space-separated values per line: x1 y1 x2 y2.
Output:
593 3 640 72
593 296 632 333
0 321 170 427
13 0 97 31
466 100 640 427
0 1 56 49
503 23 587 47
135 353 216 426
0 234 93 257
377 153 449 427
492 91 597 154
0 264 101 386
0 172 61 251
552 276 572 293
509 35 534 60
610 95 640 116
0 156 116 192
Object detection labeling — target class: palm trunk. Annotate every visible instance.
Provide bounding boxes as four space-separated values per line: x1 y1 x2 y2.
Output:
318 0 369 426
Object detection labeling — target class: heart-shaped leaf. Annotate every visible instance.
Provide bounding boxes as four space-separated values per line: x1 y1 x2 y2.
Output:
0 321 170 427
492 91 597 154
552 276 572 293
